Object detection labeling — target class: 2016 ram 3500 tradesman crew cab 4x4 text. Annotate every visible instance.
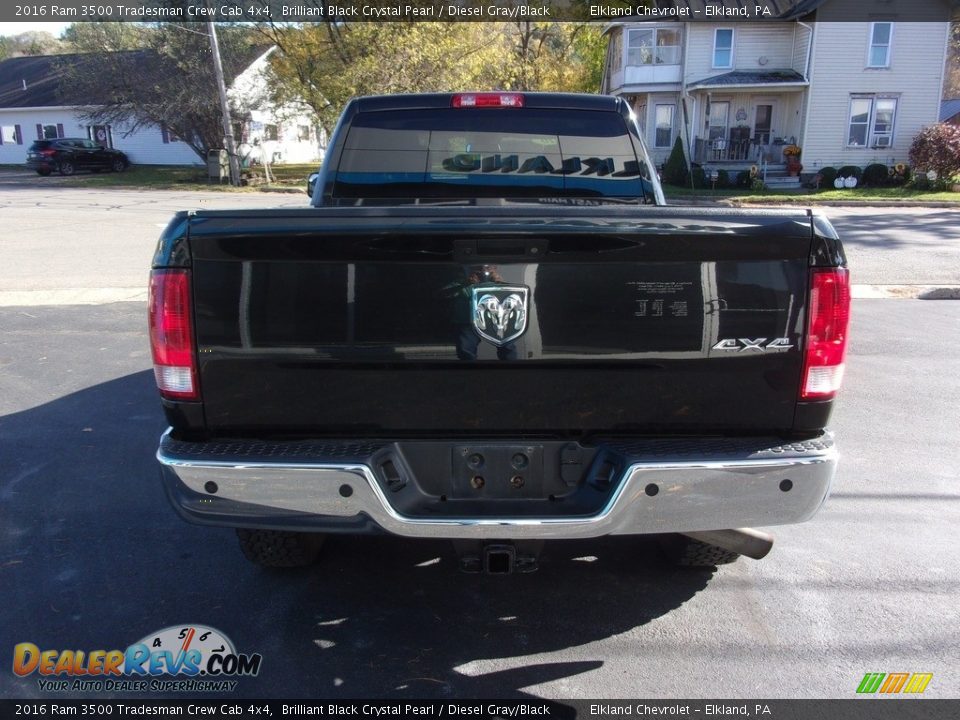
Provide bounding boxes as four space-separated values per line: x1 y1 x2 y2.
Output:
151 93 849 572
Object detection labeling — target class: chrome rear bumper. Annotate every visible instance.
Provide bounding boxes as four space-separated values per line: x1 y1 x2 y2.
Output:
158 431 836 539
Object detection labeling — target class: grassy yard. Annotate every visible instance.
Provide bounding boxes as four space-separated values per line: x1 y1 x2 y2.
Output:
4 163 316 192
663 184 960 204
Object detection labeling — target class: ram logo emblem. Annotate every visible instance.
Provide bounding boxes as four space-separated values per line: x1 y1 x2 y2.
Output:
471 285 529 346
712 338 794 352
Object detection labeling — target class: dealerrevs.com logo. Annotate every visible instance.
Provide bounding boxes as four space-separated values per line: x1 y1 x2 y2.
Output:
13 625 262 693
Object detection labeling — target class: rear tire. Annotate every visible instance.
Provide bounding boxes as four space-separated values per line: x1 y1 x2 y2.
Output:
660 535 740 568
236 529 325 568
111 158 126 173
58 161 75 176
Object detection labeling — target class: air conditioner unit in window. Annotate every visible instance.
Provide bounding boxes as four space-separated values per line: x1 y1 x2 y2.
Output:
874 136 891 148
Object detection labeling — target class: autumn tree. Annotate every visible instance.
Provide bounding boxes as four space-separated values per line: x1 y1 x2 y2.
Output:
497 22 604 92
59 22 263 161
0 31 64 60
61 22 151 53
257 20 605 136
258 21 507 136
945 22 959 98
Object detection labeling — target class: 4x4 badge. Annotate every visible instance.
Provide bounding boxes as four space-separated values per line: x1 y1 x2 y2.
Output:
471 285 529 346
712 338 794 352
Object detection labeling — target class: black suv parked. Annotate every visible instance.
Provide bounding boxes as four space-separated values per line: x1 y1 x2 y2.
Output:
26 138 130 176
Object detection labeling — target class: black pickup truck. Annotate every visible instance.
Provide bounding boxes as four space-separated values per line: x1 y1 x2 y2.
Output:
151 93 849 572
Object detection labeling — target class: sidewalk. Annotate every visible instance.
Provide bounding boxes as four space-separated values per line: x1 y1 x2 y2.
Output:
666 195 960 208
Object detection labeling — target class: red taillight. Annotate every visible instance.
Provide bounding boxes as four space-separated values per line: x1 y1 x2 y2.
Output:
451 93 524 108
801 268 851 400
149 269 199 401
39 149 57 157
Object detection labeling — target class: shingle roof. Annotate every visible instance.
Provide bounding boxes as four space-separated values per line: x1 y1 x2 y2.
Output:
0 52 153 108
0 45 269 110
687 69 807 89
941 99 960 123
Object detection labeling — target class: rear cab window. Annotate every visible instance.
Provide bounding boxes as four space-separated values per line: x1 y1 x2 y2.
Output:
333 108 656 204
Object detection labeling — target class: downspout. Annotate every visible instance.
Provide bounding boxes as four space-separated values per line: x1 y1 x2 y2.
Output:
680 21 694 185
798 20 815 157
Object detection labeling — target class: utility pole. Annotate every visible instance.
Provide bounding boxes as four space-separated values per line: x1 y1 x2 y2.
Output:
207 20 241 186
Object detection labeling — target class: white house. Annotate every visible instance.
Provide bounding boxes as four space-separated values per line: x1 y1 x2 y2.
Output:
228 47 326 167
601 0 953 182
0 48 324 167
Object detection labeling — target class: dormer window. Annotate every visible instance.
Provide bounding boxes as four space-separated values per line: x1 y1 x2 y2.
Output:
868 22 893 68
713 29 734 68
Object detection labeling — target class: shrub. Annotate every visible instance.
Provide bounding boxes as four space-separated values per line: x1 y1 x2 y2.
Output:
662 136 688 186
817 166 837 187
909 123 960 181
862 163 889 187
716 169 730 189
736 169 752 188
908 169 947 191
837 165 863 181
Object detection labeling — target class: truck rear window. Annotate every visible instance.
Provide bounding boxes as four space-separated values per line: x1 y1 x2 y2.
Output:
334 108 655 204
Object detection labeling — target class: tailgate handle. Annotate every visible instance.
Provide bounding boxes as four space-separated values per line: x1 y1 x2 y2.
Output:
455 239 548 261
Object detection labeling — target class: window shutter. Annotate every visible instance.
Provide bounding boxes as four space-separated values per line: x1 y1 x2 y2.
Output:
15 125 23 144
161 124 169 144
36 124 43 140
56 123 64 138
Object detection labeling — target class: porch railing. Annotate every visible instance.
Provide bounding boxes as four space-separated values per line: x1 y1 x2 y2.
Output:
693 137 783 164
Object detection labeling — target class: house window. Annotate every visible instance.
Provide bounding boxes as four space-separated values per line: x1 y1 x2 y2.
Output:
298 125 311 142
264 124 279 141
847 95 898 148
627 28 681 66
713 29 734 68
655 104 675 148
43 124 58 139
868 22 892 68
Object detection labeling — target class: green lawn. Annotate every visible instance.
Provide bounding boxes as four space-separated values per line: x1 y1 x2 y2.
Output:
663 184 960 204
4 163 317 192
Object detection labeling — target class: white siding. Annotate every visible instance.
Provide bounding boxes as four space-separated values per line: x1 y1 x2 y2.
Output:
792 24 812 76
644 92 682 166
229 47 324 165
802 21 949 170
109 119 202 165
685 23 797 84
0 108 200 166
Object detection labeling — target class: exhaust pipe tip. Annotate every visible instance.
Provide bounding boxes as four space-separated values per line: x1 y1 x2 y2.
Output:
681 528 775 561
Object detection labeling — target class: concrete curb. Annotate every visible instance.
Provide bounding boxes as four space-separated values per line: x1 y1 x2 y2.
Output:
665 197 960 209
730 200 960 209
852 285 960 300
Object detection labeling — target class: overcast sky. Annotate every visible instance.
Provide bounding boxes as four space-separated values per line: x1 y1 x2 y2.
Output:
0 22 71 38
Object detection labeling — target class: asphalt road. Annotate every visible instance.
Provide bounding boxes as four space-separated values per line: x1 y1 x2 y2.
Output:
0 184 957 299
1 185 958 701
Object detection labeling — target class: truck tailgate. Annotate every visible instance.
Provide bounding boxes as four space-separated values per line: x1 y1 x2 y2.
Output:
182 206 817 437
